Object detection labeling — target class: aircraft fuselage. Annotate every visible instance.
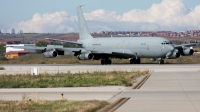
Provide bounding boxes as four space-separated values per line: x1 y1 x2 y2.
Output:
78 36 174 59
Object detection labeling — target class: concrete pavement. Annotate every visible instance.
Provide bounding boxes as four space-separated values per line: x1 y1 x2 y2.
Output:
112 71 200 112
0 86 126 101
0 64 200 75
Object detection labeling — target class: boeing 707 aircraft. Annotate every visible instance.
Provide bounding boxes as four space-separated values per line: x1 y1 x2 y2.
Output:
15 6 196 65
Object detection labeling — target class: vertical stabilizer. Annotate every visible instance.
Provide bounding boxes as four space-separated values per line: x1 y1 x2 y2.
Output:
76 6 93 40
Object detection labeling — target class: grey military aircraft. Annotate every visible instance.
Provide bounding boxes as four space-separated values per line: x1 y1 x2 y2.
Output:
15 6 196 65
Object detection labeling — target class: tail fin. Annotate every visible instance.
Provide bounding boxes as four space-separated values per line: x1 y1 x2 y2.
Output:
76 6 93 40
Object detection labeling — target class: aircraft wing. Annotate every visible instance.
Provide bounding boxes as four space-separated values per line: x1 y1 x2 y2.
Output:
11 46 46 50
90 48 135 58
45 38 83 45
174 43 196 49
12 45 135 57
12 45 82 52
54 47 134 55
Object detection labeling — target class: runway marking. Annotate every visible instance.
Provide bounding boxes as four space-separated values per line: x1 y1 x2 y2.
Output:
132 74 151 89
100 97 130 112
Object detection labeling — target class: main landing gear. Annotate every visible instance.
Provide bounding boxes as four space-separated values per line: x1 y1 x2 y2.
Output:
101 59 112 65
130 58 140 64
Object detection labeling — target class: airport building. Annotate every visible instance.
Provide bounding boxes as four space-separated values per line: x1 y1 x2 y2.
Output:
11 28 15 34
4 51 29 59
20 30 23 34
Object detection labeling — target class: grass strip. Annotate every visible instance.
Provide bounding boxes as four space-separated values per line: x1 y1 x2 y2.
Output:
0 70 148 88
0 100 108 112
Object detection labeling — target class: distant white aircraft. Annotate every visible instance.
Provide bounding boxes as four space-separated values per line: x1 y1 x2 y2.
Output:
15 6 196 65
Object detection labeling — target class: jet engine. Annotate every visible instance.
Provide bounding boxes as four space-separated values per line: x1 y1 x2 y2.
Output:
77 53 94 60
42 48 58 58
166 50 181 59
43 50 58 58
172 51 181 58
182 48 194 56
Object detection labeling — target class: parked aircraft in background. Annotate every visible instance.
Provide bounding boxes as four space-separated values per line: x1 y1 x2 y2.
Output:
15 6 196 65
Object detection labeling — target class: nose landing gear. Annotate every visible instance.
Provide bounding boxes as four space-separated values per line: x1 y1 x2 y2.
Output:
159 59 164 65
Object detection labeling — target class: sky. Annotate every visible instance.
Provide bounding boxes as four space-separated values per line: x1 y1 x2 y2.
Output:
0 0 200 33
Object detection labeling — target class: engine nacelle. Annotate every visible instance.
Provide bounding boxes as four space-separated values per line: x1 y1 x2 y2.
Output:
77 53 94 60
43 51 58 58
172 51 181 59
166 50 181 59
182 48 194 56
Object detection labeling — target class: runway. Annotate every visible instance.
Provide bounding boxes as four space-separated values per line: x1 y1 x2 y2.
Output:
0 64 200 75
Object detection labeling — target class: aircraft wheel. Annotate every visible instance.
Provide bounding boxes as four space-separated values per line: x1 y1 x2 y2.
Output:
108 59 112 65
136 58 141 64
105 59 108 65
101 59 105 65
159 59 164 65
161 60 164 64
130 59 134 64
159 60 162 64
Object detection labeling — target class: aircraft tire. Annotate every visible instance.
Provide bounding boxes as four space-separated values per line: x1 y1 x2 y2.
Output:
162 60 164 64
101 60 105 65
130 59 134 64
159 60 164 65
108 59 112 65
105 59 108 65
136 58 141 64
